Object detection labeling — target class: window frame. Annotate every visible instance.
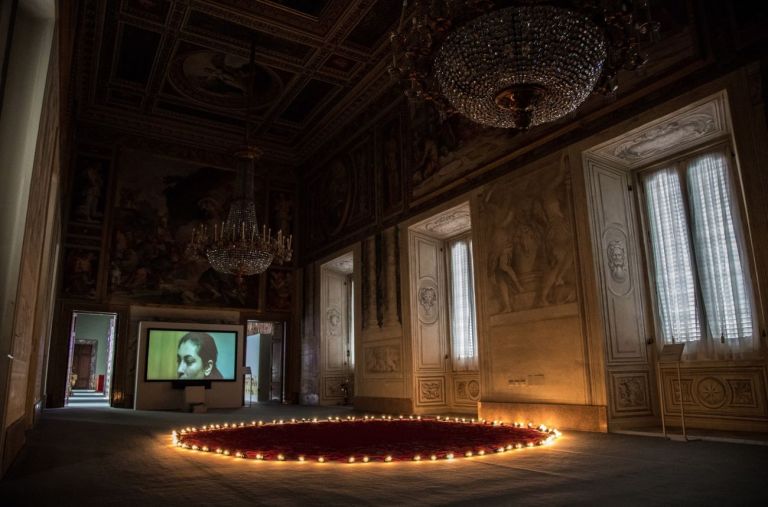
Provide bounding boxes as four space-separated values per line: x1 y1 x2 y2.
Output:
444 231 479 372
633 137 757 348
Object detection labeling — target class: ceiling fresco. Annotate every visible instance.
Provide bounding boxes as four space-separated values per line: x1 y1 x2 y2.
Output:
74 0 399 164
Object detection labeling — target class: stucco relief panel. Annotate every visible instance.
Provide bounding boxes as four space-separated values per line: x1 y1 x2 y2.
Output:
454 377 481 403
610 371 653 416
364 344 401 374
417 278 439 324
478 161 576 316
660 367 767 418
417 377 445 405
591 94 727 168
604 230 631 296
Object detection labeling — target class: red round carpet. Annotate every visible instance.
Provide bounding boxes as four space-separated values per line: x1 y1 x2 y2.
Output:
174 417 559 462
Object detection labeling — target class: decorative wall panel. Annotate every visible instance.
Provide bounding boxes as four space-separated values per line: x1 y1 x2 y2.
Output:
322 375 348 400
609 371 653 417
454 376 481 405
410 233 445 372
585 160 648 363
659 365 768 419
417 377 445 406
363 343 401 375
590 93 728 168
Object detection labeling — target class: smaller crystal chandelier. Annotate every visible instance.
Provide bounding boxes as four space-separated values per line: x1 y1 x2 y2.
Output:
187 44 292 282
390 0 659 130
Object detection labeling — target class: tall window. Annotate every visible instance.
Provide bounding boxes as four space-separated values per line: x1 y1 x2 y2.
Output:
447 235 479 371
641 147 755 358
347 276 355 368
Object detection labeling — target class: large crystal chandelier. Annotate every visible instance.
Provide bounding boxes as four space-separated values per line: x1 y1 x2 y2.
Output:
187 44 292 282
390 0 659 130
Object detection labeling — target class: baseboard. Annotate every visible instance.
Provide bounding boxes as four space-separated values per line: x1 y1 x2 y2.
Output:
354 396 413 415
479 401 608 432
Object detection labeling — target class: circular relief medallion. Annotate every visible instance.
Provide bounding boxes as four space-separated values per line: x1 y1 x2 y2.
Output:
467 380 480 400
696 377 727 409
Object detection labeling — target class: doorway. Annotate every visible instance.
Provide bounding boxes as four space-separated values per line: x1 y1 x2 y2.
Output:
319 252 355 405
244 320 286 404
65 311 117 407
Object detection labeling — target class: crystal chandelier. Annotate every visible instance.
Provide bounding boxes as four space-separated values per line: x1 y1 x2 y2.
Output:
390 0 659 130
186 44 292 281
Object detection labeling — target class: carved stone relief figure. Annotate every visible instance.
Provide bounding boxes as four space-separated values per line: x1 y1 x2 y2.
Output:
480 161 576 314
606 240 628 283
417 282 438 323
364 345 400 373
616 376 647 409
327 307 342 336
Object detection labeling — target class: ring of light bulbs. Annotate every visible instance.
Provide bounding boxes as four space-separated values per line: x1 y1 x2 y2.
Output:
172 414 561 464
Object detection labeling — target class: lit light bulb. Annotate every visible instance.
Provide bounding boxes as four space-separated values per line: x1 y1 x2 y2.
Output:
465 451 473 457
446 453 454 460
348 456 355 463
277 454 285 461
477 450 485 456
298 455 305 462
318 456 325 463
216 448 223 454
223 450 230 456
413 455 421 461
430 454 437 461
256 453 263 460
385 455 392 462
362 456 369 463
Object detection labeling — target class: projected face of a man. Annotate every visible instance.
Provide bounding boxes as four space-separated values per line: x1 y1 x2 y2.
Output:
177 341 213 379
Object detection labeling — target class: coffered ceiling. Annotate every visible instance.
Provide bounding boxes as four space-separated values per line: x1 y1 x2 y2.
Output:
74 0 402 164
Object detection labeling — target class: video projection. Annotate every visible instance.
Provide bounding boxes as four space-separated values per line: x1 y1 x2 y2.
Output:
145 329 237 381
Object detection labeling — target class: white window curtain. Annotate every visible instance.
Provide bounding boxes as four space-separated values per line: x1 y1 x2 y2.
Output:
644 168 701 343
643 150 756 360
686 151 755 358
348 277 355 368
449 238 479 371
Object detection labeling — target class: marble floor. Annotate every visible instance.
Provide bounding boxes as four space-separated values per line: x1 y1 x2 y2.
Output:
1 404 767 506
